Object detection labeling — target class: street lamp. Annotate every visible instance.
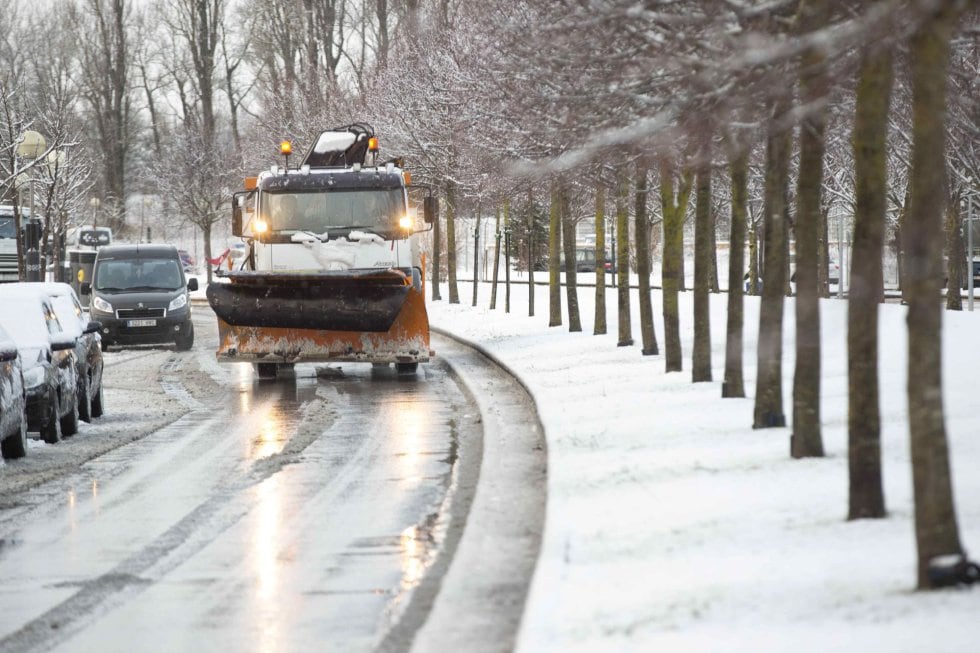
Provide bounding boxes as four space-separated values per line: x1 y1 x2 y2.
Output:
16 130 47 281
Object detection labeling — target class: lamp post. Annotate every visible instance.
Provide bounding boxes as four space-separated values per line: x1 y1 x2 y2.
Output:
45 149 67 281
16 130 47 281
504 225 511 313
139 196 152 243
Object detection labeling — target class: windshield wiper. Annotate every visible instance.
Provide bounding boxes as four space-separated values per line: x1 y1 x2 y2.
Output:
124 285 178 291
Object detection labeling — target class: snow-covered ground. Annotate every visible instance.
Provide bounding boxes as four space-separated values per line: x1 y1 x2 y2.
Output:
428 280 979 652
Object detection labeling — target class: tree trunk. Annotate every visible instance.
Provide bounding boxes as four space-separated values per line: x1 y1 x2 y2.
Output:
490 204 501 310
791 0 829 458
660 163 692 371
432 189 442 301
945 192 964 310
561 185 582 332
753 96 792 430
447 180 459 304
528 188 535 317
693 163 712 382
907 5 964 589
748 221 760 296
548 183 562 327
723 152 748 398
594 184 607 335
848 42 892 520
635 161 657 354
616 169 633 346
472 204 481 307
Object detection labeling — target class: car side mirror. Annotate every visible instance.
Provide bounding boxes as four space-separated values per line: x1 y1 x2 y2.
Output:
84 321 102 335
50 334 76 351
187 278 199 291
0 346 17 363
80 282 91 296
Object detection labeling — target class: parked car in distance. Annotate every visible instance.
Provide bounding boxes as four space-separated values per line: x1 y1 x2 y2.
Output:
0 289 79 443
0 323 28 459
82 244 199 351
6 283 105 422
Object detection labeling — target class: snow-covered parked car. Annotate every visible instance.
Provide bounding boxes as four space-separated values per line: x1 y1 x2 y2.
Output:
0 323 28 459
5 283 105 422
0 288 80 443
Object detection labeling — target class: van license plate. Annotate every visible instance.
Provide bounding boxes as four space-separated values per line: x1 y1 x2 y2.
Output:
127 319 157 327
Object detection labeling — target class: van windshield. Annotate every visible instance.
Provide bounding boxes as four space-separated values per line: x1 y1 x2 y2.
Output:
95 258 183 291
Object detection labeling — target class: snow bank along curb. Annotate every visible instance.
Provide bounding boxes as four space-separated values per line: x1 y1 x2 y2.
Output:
409 330 547 653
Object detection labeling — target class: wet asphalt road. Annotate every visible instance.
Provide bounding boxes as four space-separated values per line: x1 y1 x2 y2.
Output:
0 306 483 652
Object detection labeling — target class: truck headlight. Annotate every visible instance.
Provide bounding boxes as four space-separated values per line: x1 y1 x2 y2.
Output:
92 296 113 314
168 293 187 311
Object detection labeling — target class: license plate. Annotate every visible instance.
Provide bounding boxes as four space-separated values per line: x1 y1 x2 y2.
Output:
127 319 157 327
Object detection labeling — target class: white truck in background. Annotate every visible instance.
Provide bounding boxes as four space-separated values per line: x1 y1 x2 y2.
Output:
0 205 23 282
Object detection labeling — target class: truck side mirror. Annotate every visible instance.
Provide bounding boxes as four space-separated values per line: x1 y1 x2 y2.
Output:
232 203 243 237
423 196 439 224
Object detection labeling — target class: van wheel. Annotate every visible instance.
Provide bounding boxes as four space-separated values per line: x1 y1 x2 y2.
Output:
40 392 62 444
175 323 194 351
60 394 79 437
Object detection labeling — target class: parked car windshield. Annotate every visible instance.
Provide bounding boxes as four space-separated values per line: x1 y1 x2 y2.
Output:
95 258 183 291
0 298 58 346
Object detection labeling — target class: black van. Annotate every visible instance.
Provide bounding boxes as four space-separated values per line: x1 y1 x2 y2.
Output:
81 244 198 351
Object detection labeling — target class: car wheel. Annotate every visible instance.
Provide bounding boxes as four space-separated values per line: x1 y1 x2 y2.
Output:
101 339 113 352
255 363 277 379
0 404 28 459
175 323 194 351
40 391 62 444
60 392 80 437
90 381 105 418
396 362 418 375
78 377 92 423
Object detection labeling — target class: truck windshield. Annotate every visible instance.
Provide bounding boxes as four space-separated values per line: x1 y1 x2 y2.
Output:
0 216 14 239
95 258 184 291
261 189 405 234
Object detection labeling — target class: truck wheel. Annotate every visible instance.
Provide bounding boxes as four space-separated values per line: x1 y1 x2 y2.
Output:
40 392 62 444
255 363 278 379
396 362 418 375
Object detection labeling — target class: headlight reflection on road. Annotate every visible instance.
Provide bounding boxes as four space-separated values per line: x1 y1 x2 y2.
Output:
389 399 430 481
251 475 284 650
400 525 432 591
249 409 287 460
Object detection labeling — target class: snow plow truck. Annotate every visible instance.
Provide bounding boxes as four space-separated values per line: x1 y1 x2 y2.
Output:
207 124 438 378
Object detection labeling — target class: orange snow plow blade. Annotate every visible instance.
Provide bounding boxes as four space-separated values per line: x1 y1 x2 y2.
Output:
208 269 431 364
